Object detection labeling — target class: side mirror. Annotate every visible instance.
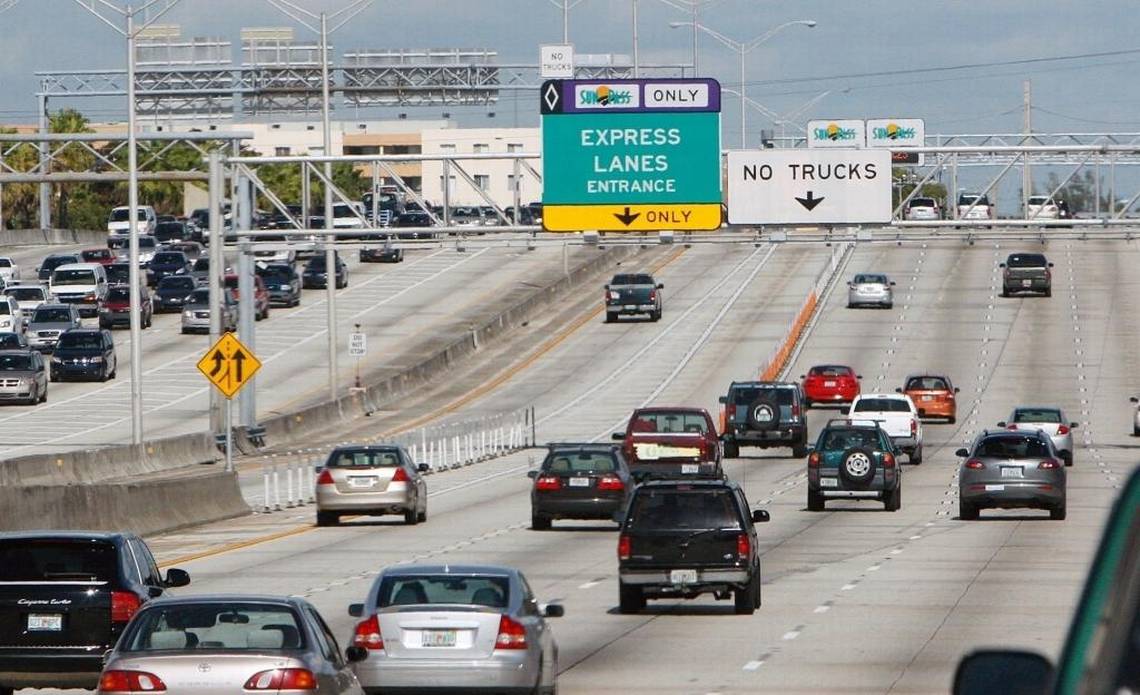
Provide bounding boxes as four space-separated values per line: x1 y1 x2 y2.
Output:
954 387 961 393
952 650 1053 695
996 421 1006 428
147 586 163 598
798 375 806 380
163 568 191 588
542 604 565 618
895 387 903 393
1048 262 1054 267
955 448 970 458
417 463 430 473
999 262 1006 268
804 445 814 455
890 281 897 286
345 645 369 663
717 395 728 404
751 509 770 523
1131 396 1139 403
348 603 364 618
603 284 609 290
1069 422 1079 429
611 432 625 441
527 470 538 479
856 375 863 379
656 283 664 289
839 406 850 415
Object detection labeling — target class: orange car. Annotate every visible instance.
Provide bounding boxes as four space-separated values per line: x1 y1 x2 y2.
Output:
898 374 958 423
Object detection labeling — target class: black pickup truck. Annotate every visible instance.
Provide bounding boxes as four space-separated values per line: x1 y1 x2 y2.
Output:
1000 252 1053 297
616 479 769 615
604 273 664 322
0 531 190 693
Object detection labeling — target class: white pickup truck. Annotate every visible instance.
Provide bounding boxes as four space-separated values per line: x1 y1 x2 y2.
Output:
848 393 924 464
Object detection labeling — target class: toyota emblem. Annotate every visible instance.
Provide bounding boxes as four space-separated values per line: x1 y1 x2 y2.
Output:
197 663 212 673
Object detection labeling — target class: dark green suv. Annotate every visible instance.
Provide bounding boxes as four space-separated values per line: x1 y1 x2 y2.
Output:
806 420 902 512
719 381 808 458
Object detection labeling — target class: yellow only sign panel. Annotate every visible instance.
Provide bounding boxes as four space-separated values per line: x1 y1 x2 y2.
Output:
542 203 722 232
196 332 262 399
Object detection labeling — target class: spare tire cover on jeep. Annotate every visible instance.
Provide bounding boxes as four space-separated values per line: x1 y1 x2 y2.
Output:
838 447 877 488
747 398 780 431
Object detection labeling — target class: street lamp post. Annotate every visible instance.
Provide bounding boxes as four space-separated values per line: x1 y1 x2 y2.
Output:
655 0 726 77
670 19 816 148
547 0 586 43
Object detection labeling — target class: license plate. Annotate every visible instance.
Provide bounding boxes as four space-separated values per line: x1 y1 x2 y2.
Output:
921 395 933 401
985 484 1005 492
681 464 699 475
568 477 590 487
669 569 698 585
1022 279 1032 287
348 477 377 488
824 380 837 387
1001 467 1023 478
421 630 457 648
27 614 62 632
625 304 638 310
820 477 838 488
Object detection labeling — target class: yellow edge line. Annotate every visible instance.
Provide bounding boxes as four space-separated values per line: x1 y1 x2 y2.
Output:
160 246 688 565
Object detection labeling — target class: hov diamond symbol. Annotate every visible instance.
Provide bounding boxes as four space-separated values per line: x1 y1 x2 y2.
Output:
543 83 560 112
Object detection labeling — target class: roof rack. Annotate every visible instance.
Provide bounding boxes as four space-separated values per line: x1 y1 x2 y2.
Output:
824 418 884 428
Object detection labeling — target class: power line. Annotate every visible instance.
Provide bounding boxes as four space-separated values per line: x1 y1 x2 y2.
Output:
1032 105 1140 127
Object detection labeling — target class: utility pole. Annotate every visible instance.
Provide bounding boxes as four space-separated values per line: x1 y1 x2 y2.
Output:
632 0 640 77
1023 79 1032 207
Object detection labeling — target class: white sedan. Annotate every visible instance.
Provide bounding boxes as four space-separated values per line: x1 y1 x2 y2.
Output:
0 257 19 285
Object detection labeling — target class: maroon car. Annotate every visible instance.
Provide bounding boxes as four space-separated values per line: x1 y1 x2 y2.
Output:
612 407 723 480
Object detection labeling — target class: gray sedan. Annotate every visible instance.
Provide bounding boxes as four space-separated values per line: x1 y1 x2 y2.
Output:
847 273 895 309
957 430 1067 520
348 564 563 695
315 445 429 527
99 595 365 694
997 406 1077 465
0 350 47 405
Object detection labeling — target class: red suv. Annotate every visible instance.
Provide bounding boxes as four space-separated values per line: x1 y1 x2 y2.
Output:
612 407 723 479
223 274 270 321
800 364 861 407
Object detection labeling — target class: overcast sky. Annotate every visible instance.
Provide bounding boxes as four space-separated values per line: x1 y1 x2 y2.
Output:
1 0 1138 140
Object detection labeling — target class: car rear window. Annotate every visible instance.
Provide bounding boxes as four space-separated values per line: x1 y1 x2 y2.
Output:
959 194 990 205
0 303 8 315
611 274 654 285
6 288 44 301
328 449 401 468
33 307 72 322
1013 409 1062 423
121 603 305 652
628 489 742 530
630 411 708 434
377 575 510 609
809 365 853 377
0 258 10 268
1027 197 1052 205
0 335 24 348
909 198 935 208
152 253 183 265
106 288 131 302
853 398 911 413
159 276 196 291
730 385 795 406
51 269 94 286
544 451 617 473
820 428 881 450
906 376 949 391
975 436 1051 458
57 333 104 350
853 274 888 284
1007 254 1048 268
0 539 117 582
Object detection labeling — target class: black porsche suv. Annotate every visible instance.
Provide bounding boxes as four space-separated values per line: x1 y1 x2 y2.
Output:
616 479 770 615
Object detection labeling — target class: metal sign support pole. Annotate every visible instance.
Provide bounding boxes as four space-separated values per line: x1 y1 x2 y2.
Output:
224 396 234 473
321 11 339 404
126 9 144 445
207 151 223 433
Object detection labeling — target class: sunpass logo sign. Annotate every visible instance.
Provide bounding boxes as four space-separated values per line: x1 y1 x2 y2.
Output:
575 84 639 109
816 122 858 141
872 122 917 141
806 119 866 148
867 118 924 146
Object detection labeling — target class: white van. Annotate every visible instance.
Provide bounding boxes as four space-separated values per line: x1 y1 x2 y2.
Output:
48 263 108 317
107 206 157 236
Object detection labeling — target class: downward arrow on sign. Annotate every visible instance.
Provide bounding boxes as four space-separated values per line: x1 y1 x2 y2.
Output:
613 207 641 226
795 191 824 211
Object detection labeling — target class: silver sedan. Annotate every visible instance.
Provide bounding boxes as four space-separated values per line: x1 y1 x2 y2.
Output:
99 595 365 694
847 273 895 309
997 406 1077 466
348 564 563 694
315 445 429 526
957 430 1066 520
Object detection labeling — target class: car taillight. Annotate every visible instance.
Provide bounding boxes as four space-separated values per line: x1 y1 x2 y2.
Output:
965 459 985 469
535 475 561 491
883 453 895 468
726 404 737 419
736 533 750 559
352 615 384 651
99 670 166 692
494 615 527 650
807 452 820 467
648 290 657 302
1045 268 1051 279
618 534 631 560
1003 269 1011 278
910 419 917 436
390 466 410 482
791 404 800 419
316 469 334 485
607 290 619 301
1038 460 1061 470
1006 424 1019 431
597 476 624 491
1056 425 1070 435
110 591 140 624
243 668 317 691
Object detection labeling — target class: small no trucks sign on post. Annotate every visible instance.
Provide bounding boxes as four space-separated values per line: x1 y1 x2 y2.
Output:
541 78 723 232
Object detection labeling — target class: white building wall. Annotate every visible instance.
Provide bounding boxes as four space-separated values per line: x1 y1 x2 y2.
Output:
149 119 448 156
420 128 542 208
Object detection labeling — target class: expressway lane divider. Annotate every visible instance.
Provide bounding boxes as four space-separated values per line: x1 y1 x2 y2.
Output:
772 243 855 382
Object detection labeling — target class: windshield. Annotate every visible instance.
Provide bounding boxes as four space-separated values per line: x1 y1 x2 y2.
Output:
51 269 95 286
327 449 402 468
376 574 510 609
121 603 305 652
730 385 795 406
0 540 116 582
107 266 130 282
159 276 196 291
906 376 949 391
853 398 911 413
6 288 44 301
628 489 742 530
820 428 882 450
109 208 149 222
152 253 184 265
1007 254 1048 268
544 451 618 473
57 333 104 350
630 411 708 434
975 435 1052 458
1013 408 1062 423
0 335 24 348
33 307 72 323
611 274 654 285
0 354 33 371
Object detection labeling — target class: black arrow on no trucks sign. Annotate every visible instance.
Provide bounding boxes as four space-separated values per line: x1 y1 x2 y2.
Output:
795 191 824 211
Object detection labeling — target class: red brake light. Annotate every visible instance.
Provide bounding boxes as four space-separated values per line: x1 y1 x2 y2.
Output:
1006 424 1018 431
110 591 140 624
965 458 985 469
1056 425 1070 435
390 466 410 483
807 452 820 467
352 615 384 651
910 418 917 436
883 453 896 468
99 670 166 693
597 476 624 491
736 533 751 559
494 615 528 650
316 469 334 485
1038 460 1061 470
648 289 657 302
726 404 737 419
535 475 561 491
618 534 631 560
244 668 317 691
791 404 800 419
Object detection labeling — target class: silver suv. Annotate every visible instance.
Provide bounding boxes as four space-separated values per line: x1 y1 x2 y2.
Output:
180 287 237 334
26 304 81 353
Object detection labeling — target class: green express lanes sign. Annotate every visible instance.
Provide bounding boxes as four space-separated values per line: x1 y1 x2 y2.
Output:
542 111 721 206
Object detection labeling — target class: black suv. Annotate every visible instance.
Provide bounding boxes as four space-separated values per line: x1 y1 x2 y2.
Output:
529 443 632 530
719 381 808 458
0 531 189 692
617 479 769 615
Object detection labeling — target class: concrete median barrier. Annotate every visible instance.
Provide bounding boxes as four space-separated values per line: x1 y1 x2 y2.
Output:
0 228 107 246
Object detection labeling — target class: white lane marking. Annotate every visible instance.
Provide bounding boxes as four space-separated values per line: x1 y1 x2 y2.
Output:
742 660 764 671
867 565 881 572
578 580 600 590
891 548 904 555
841 583 857 591
813 605 831 614
782 630 801 641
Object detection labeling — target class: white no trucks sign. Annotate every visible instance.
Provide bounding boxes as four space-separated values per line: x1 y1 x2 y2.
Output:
727 150 892 225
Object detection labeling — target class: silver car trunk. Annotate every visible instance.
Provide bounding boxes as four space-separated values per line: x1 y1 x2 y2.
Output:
378 606 501 660
111 653 307 694
328 465 403 495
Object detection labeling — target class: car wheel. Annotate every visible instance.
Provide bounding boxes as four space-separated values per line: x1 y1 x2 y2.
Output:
734 574 758 615
145 313 152 328
604 312 617 323
531 513 551 531
39 386 46 403
885 302 894 310
417 507 427 523
792 441 808 459
807 488 825 512
618 583 645 614
959 499 979 521
723 440 739 459
49 373 58 383
949 416 957 424
1000 287 1010 298
404 508 418 525
109 365 117 379
910 446 923 465
1044 288 1052 298
884 485 901 512
1061 451 1073 467
1050 501 1067 521
650 310 661 322
1134 425 1140 437
315 511 338 527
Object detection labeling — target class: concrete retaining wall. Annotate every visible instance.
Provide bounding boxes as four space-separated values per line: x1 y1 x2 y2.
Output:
0 229 106 246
